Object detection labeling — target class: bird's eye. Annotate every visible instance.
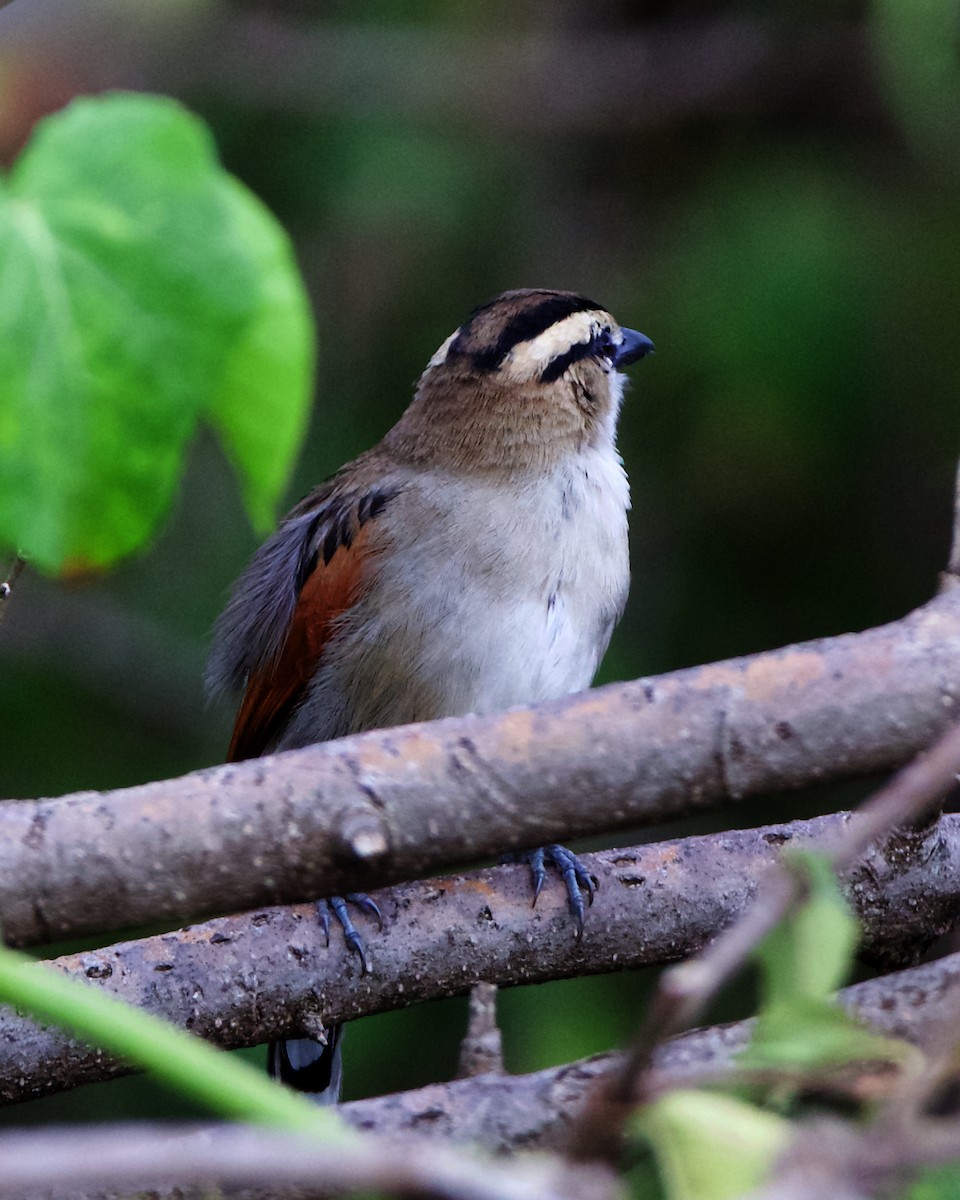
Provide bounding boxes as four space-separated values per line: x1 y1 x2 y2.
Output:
597 328 618 361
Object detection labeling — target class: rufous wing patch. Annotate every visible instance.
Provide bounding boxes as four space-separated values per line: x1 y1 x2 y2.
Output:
227 520 374 762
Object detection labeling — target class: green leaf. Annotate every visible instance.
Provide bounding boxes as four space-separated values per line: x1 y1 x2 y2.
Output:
0 92 313 574
741 851 909 1072
758 851 857 1007
740 995 909 1073
634 1089 790 1200
0 938 348 1137
206 175 313 533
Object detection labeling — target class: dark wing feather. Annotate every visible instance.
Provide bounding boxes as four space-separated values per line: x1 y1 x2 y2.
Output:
205 488 336 700
207 481 398 763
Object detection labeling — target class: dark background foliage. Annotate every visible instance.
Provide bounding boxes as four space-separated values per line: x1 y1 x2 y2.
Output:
0 0 957 1124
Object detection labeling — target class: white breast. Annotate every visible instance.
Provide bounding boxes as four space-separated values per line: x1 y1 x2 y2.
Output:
284 446 630 744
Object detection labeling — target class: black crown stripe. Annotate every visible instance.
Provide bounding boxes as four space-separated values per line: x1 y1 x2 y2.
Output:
467 293 601 372
540 337 599 383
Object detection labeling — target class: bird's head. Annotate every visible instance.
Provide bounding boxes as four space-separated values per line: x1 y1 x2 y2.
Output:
384 289 654 473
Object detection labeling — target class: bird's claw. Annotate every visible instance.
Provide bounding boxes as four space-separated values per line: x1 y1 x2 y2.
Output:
503 844 598 939
346 891 384 931
316 893 381 975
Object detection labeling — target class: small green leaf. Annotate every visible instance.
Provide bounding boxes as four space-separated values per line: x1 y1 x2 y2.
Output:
759 850 856 1007
0 92 313 574
740 996 909 1073
634 1089 790 1200
741 851 910 1072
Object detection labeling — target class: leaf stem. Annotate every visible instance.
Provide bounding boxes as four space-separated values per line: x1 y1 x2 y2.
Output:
0 941 348 1140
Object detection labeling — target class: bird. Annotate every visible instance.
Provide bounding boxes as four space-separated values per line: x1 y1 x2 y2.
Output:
207 287 654 1101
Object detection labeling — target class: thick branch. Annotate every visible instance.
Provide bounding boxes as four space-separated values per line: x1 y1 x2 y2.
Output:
182 14 874 133
1 812 957 1106
0 951 957 1197
1 591 958 948
341 949 960 1152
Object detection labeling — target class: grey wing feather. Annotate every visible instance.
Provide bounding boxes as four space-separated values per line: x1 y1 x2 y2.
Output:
205 507 323 699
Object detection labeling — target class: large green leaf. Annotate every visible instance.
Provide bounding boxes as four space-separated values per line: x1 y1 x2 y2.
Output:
0 92 313 574
206 175 314 533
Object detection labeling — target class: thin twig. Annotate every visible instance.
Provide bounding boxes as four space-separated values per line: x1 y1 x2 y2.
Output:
0 1121 617 1200
457 982 503 1079
831 717 960 870
568 718 960 1163
0 555 24 624
946 458 960 585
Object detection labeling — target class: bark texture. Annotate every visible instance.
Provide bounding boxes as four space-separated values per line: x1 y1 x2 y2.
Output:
1 812 957 1106
0 951 958 1199
1 592 958 949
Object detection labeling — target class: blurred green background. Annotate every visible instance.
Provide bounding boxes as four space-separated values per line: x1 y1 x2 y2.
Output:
0 0 957 1123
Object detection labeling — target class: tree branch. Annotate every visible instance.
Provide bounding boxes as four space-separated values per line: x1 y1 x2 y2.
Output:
567 716 960 1161
0 950 957 1197
0 10 875 137
1 589 959 948
945 457 960 586
2 811 957 1106
457 983 503 1079
340 948 960 1152
0 1121 616 1200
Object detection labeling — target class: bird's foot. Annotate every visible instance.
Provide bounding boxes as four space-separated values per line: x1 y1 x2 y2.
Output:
317 893 383 975
503 844 597 938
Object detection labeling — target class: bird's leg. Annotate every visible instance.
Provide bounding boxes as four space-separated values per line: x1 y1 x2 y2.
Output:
317 894 383 975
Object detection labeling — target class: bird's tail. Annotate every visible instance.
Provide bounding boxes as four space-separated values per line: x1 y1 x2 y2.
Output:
268 1026 343 1103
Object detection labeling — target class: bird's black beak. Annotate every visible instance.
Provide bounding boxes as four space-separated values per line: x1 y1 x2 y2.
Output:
614 328 655 367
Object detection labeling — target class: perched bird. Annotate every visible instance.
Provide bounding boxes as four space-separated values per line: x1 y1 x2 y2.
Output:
207 288 654 1100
